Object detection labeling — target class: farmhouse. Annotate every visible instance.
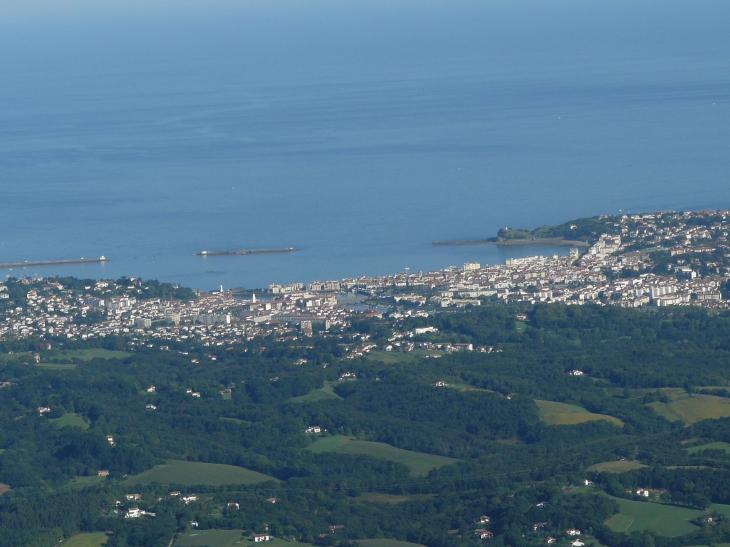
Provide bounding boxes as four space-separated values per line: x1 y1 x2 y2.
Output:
566 529 581 536
146 404 157 410
170 491 181 496
533 522 547 531
636 488 650 497
146 386 156 393
304 426 322 434
37 406 51 415
125 494 141 501
433 380 449 387
329 525 345 532
254 534 271 542
477 516 491 525
98 470 109 477
569 370 584 376
106 435 115 446
190 521 199 528
227 502 240 509
583 479 593 486
266 497 277 503
182 495 198 504
571 542 585 547
546 538 556 544
475 529 493 539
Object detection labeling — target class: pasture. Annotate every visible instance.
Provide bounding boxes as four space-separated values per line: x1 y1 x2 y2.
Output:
288 382 342 403
61 475 106 490
710 504 730 518
306 436 458 476
648 394 730 423
687 441 730 454
48 348 131 361
219 417 247 425
603 495 702 536
123 460 277 486
535 400 624 427
175 529 245 547
35 363 77 370
588 460 647 473
61 532 109 547
50 413 89 429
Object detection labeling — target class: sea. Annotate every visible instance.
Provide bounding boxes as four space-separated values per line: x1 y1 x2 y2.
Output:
1 0 729 290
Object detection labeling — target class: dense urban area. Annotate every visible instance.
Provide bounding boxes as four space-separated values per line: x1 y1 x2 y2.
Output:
6 211 730 547
2 210 730 348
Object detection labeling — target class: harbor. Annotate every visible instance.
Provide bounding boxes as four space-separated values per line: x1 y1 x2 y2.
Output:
0 256 107 269
194 248 297 257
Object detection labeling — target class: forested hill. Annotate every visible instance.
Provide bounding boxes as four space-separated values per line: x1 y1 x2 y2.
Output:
7 298 730 547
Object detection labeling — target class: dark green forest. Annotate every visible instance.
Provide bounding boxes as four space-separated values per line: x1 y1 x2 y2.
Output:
6 294 730 547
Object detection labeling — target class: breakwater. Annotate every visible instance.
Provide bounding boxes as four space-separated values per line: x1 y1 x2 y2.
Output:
0 256 107 268
194 248 297 257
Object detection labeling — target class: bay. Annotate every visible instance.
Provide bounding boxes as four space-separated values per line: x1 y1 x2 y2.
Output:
0 0 728 289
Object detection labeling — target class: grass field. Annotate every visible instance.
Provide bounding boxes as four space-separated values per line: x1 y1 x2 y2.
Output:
603 495 702 536
357 539 426 547
61 475 106 490
219 417 247 425
123 460 278 486
61 532 109 547
35 362 77 370
354 493 435 504
535 400 624 427
588 460 648 473
710 504 730 517
48 349 130 361
306 436 458 476
0 483 11 496
648 394 730 423
50 413 89 429
687 441 730 454
288 382 342 404
174 529 245 547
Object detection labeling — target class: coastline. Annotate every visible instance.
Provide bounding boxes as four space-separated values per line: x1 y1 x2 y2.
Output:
433 237 590 247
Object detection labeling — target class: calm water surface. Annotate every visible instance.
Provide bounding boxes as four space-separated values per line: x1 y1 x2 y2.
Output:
0 1 728 289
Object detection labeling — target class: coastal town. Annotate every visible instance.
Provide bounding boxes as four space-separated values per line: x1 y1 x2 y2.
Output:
2 209 730 346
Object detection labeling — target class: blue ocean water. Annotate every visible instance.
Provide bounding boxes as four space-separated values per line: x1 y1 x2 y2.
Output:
0 0 729 290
